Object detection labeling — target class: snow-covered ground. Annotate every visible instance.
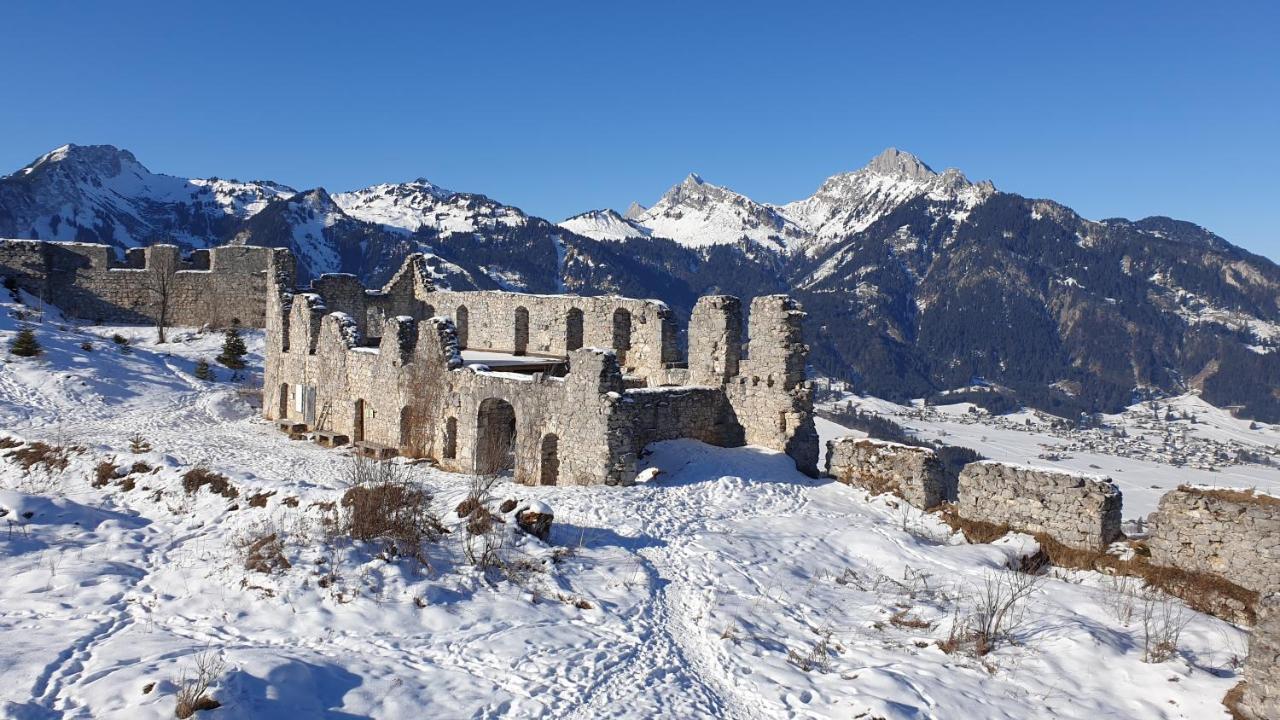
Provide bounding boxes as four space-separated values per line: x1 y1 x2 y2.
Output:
0 299 1258 719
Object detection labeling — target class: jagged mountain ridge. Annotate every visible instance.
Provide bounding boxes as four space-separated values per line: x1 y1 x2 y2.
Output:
1 143 1278 421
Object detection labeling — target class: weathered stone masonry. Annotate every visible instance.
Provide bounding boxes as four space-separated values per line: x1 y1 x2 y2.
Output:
825 438 947 509
264 253 819 485
1235 594 1280 720
1148 488 1280 595
0 239 291 328
956 461 1123 551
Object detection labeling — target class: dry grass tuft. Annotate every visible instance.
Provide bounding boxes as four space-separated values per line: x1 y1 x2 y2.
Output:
182 468 238 500
0 437 22 450
937 505 1010 544
1178 484 1280 507
173 651 224 718
340 457 444 559
92 461 118 488
8 442 77 473
247 491 275 508
243 532 291 574
1032 533 1258 623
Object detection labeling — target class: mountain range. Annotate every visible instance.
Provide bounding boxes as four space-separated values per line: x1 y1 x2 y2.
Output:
2 144 1277 421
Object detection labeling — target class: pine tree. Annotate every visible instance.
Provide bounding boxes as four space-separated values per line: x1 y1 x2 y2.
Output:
10 325 41 357
216 326 247 370
194 358 215 381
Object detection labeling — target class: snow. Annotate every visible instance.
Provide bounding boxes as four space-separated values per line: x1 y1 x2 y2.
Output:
558 210 650 242
0 298 1258 718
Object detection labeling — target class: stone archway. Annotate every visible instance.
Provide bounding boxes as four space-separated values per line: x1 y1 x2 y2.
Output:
566 308 584 352
539 433 559 486
455 306 469 349
475 398 516 476
514 306 529 356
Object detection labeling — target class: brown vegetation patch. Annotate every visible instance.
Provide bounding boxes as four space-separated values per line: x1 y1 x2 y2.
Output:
129 461 153 475
182 468 238 499
281 496 299 507
340 462 444 558
8 442 78 473
243 532 291 574
1179 484 1280 508
889 609 932 630
247 491 275 508
938 505 1011 544
0 437 22 450
93 461 117 488
1033 533 1257 623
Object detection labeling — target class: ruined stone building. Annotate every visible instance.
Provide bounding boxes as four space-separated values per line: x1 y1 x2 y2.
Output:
0 239 289 327
264 252 819 486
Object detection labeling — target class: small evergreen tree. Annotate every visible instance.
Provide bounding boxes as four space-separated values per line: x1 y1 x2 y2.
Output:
10 325 41 357
216 326 247 370
194 358 215 381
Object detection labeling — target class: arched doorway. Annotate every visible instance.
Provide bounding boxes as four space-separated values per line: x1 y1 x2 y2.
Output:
475 398 516 476
279 383 289 419
514 306 529 356
612 308 632 365
539 434 559 486
565 308 584 351
455 306 469 349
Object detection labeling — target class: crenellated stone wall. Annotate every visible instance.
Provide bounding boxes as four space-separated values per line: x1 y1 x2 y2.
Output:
1147 487 1280 594
1235 594 1280 720
956 461 1123 550
263 255 819 485
825 437 947 509
0 238 293 328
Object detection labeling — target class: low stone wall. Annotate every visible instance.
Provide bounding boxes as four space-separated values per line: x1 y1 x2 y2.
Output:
956 461 1123 551
1235 594 1280 720
1147 487 1280 594
825 437 946 509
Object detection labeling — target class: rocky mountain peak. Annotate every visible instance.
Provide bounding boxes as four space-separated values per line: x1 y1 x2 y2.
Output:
623 201 647 220
863 147 936 182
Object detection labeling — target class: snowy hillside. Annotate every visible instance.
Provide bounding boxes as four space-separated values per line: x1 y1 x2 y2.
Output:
0 299 1264 717
334 181 530 237
558 209 649 241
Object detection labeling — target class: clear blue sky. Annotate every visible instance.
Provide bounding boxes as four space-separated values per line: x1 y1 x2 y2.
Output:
3 1 1277 257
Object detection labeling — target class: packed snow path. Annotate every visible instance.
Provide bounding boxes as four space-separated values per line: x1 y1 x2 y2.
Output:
0 313 1262 718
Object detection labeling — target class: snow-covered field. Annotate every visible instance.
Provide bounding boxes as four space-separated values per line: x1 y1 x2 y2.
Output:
0 300 1261 719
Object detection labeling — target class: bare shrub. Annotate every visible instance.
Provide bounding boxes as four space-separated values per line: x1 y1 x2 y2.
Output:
1141 591 1191 663
787 628 836 672
8 442 75 473
339 457 444 560
1102 574 1142 625
182 468 238 499
242 532 291 574
92 461 118 488
943 571 1041 656
173 650 224 718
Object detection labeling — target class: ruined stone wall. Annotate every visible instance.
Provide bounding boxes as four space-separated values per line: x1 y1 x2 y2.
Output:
427 290 678 381
1236 594 1280 720
956 461 1123 550
1147 488 1280 594
725 295 819 476
262 256 821 485
0 239 290 328
621 386 742 456
265 285 632 486
825 437 947 509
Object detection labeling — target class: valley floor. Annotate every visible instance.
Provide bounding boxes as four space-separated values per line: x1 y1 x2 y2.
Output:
0 309 1270 719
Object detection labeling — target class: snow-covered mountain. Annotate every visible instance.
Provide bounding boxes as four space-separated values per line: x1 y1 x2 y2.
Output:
0 144 293 247
3 143 1280 424
618 174 808 252
563 149 994 255
559 209 650 241
780 148 996 255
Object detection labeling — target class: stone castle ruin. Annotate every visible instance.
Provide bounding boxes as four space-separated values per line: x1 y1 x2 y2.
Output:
0 239 289 328
264 252 819 486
